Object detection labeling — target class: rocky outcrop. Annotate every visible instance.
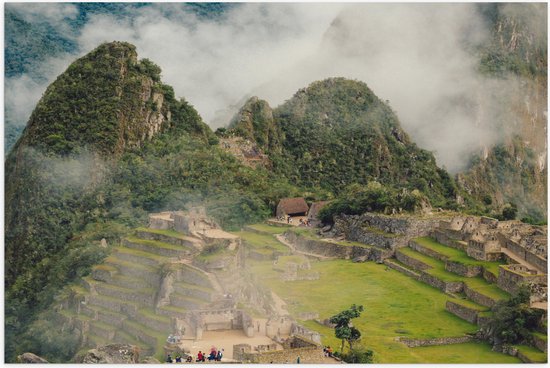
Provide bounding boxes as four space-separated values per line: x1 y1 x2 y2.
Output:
17 353 49 363
78 344 140 364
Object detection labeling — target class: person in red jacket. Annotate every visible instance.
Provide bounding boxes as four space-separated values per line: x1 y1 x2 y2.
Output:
196 351 204 362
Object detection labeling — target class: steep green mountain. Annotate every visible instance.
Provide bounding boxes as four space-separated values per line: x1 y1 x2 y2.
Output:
4 41 299 362
461 3 547 221
228 78 461 210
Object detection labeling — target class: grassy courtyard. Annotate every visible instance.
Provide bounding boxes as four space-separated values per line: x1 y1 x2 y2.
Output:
242 223 521 363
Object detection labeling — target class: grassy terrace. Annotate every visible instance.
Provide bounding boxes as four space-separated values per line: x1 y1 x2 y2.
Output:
288 227 373 248
125 236 187 252
247 258 519 363
414 237 504 277
514 344 547 363
447 296 489 312
135 227 188 239
397 247 509 301
246 223 290 234
231 230 288 253
114 246 170 263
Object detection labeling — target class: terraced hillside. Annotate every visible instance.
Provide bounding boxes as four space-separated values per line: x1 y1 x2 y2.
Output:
55 227 226 360
238 222 547 363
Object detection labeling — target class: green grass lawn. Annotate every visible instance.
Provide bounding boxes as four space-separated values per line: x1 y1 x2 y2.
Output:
231 230 288 253
414 237 504 277
246 223 290 234
246 258 517 363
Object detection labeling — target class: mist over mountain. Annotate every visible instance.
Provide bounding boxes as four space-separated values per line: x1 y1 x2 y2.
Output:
3 4 547 362
6 3 546 173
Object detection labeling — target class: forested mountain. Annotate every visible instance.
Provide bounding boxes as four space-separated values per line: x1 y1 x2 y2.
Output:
4 42 298 361
460 3 547 222
3 2 547 362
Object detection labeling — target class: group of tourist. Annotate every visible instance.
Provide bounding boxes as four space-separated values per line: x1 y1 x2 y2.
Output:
165 348 223 363
322 346 334 357
196 347 224 362
165 354 192 363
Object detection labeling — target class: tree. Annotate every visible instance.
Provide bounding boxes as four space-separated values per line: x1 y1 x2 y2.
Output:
488 285 544 345
329 304 364 354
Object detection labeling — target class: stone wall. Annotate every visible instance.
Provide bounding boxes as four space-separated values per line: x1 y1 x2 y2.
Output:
282 231 382 260
383 259 420 279
432 229 467 250
526 252 547 273
395 251 431 272
331 213 440 250
498 265 547 294
234 336 324 364
149 212 174 230
445 300 479 324
532 334 548 353
396 335 473 347
419 273 463 293
463 284 497 308
445 260 482 277
409 240 447 262
467 240 486 260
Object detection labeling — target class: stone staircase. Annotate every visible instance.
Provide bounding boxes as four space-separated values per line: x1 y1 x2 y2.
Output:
59 227 224 358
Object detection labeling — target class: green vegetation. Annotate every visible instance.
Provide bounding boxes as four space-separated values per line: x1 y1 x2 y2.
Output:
232 230 289 254
247 255 515 363
514 345 547 363
488 286 545 345
329 304 365 353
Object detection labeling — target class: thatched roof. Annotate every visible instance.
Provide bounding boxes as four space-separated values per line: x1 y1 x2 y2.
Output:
277 197 309 216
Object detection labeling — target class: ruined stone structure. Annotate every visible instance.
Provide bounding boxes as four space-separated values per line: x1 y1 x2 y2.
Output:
233 335 324 363
330 212 441 250
436 216 547 303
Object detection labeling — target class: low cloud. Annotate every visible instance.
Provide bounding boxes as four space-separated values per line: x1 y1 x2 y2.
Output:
5 3 546 172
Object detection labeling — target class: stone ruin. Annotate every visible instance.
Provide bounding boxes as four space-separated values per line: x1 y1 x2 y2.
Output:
233 335 324 364
436 216 547 304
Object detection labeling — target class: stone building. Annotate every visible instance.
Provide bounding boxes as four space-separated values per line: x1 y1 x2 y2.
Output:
436 216 547 304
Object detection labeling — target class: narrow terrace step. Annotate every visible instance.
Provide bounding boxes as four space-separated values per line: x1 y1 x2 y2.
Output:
89 320 117 340
112 246 169 268
79 303 128 327
445 297 489 325
173 281 214 302
169 293 207 310
178 264 215 289
123 237 193 259
137 308 174 333
86 294 140 318
135 227 201 250
114 330 152 354
87 332 112 349
110 274 157 290
93 281 156 306
104 257 161 284
383 259 421 279
121 319 160 348
156 304 188 319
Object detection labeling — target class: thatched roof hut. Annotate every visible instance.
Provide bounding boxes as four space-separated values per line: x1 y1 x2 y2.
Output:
276 197 309 217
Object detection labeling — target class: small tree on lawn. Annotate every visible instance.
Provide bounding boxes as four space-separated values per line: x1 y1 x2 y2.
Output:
329 304 364 354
